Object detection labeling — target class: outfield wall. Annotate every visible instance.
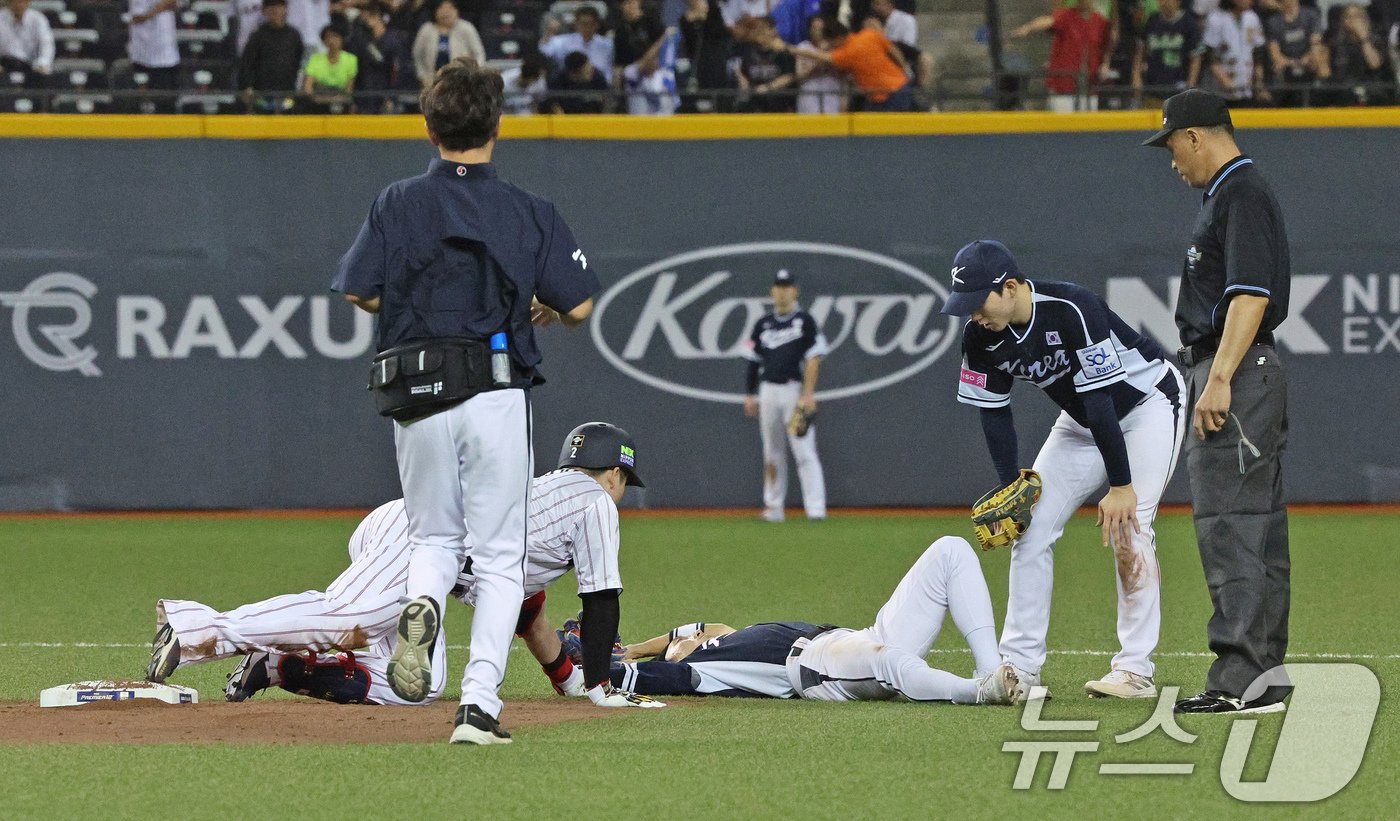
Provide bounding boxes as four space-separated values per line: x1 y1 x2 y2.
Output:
2 112 1398 509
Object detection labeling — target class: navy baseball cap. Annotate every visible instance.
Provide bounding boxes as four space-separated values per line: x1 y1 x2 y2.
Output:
1142 89 1232 147
773 269 796 286
940 240 1021 316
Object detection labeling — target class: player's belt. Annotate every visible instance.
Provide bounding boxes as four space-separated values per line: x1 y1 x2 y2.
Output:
1177 332 1275 368
786 624 844 692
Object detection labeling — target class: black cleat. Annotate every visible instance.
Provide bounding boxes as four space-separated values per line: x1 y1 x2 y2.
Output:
450 703 513 745
145 623 181 683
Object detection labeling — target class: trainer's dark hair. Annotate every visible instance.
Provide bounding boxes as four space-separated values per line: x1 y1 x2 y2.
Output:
573 5 601 23
1204 122 1236 138
262 0 287 7
420 57 504 151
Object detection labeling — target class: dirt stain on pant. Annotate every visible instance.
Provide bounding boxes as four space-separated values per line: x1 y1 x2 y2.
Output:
764 463 777 484
1114 544 1143 591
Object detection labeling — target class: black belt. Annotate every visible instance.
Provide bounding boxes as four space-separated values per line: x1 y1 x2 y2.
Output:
1176 332 1275 369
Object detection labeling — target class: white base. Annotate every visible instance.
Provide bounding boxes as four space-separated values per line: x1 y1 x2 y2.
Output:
39 680 199 708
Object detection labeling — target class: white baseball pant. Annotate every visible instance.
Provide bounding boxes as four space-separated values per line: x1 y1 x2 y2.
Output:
157 499 447 706
999 367 1187 678
395 388 532 719
758 380 826 520
786 537 1002 702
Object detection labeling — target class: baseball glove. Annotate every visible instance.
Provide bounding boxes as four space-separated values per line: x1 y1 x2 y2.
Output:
787 406 816 437
970 469 1042 551
559 613 625 666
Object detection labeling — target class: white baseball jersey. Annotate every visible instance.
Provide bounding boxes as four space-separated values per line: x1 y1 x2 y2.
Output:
453 468 622 603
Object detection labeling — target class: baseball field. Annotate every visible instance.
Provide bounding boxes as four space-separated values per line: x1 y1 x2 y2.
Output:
0 508 1391 819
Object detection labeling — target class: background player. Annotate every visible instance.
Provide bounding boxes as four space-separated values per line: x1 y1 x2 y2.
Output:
608 536 1023 705
941 240 1186 700
146 424 661 713
333 59 599 744
741 269 829 522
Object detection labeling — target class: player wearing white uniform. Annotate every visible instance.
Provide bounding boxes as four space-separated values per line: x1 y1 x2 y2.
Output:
609 536 1024 705
941 240 1186 700
742 269 829 522
145 424 662 714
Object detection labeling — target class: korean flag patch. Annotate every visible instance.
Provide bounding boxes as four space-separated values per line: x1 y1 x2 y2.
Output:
1045 331 1061 345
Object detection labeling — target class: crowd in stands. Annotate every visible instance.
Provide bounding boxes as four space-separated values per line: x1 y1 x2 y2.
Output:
0 0 938 112
1011 0 1399 109
0 0 1394 112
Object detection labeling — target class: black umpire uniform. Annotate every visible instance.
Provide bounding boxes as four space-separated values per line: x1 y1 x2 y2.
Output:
1144 90 1292 713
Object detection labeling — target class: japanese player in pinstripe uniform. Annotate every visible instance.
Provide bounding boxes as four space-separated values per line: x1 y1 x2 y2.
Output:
608 536 1024 705
941 241 1186 700
146 424 661 710
742 269 829 522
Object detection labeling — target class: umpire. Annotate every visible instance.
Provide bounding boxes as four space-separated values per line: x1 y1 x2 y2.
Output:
1143 90 1291 715
333 57 599 744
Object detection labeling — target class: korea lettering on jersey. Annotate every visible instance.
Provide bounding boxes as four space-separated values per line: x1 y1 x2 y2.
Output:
453 470 622 605
743 310 830 384
956 281 1169 422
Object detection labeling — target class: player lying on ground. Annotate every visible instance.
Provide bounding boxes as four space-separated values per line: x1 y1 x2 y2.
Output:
604 536 1027 705
143 423 662 709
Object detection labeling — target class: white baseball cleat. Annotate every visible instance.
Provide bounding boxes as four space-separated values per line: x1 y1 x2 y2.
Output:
976 662 1026 705
145 623 180 683
1085 669 1158 699
759 509 785 523
387 596 439 703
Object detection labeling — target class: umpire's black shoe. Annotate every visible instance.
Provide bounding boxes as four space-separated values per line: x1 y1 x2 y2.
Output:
450 704 513 745
1174 689 1287 714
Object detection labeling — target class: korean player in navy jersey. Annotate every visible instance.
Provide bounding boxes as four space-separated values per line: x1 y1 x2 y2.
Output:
941 240 1187 700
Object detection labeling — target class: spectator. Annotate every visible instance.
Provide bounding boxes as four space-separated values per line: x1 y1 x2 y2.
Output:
679 0 736 111
1011 1 1111 112
785 16 914 110
541 5 613 82
1201 0 1266 102
548 49 609 112
1134 0 1202 102
614 0 664 89
795 14 843 113
1265 0 1325 105
234 0 265 55
128 0 181 90
501 51 548 113
869 0 934 100
303 24 357 94
1100 0 1150 110
288 0 330 50
240 0 304 97
413 0 484 87
349 3 414 104
621 26 681 114
771 0 821 45
386 0 434 35
1328 3 1394 103
0 0 55 85
735 15 796 111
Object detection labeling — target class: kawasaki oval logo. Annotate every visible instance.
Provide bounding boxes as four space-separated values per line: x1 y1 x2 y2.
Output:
590 242 960 403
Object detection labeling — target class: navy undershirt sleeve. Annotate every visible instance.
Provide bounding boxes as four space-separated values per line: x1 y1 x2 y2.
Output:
745 360 760 393
979 406 1021 487
1082 391 1132 487
579 589 621 689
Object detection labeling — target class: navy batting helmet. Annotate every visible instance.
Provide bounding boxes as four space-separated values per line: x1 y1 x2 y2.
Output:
557 422 644 487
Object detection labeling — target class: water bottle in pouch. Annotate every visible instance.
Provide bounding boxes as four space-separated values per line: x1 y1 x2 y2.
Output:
490 332 511 387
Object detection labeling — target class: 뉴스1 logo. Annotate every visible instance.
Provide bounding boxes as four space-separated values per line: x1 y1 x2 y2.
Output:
0 272 101 376
591 242 960 403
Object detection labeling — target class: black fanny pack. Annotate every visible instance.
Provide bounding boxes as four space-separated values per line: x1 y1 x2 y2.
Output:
369 338 497 423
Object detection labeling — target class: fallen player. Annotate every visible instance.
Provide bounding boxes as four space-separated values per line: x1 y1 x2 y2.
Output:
605 536 1027 705
143 423 662 710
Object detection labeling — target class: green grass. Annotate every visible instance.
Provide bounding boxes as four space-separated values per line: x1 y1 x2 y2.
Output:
0 511 1393 819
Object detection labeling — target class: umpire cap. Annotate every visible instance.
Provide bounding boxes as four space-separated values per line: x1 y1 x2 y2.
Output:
557 422 644 487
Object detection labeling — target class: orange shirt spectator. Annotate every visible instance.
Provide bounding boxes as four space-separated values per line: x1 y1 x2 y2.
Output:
829 27 907 102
